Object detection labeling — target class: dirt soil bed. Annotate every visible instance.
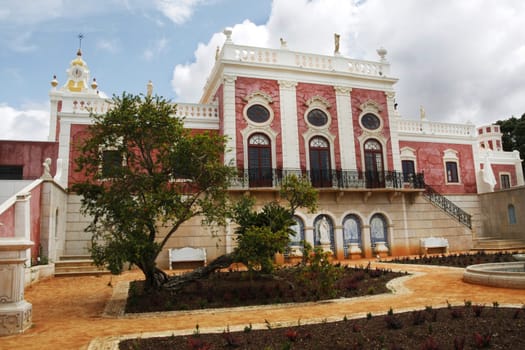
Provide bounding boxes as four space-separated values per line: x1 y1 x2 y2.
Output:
126 264 404 313
383 251 521 267
120 305 525 349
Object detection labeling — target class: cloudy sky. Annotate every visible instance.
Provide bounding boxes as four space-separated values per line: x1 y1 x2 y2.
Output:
1 0 524 141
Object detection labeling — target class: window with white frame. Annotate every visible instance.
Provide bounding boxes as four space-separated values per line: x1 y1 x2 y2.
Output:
443 149 460 184
500 173 511 189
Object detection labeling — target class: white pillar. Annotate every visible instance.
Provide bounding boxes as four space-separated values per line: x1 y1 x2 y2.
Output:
222 75 237 167
385 91 401 171
334 86 356 170
278 80 300 169
334 225 344 260
1 193 34 335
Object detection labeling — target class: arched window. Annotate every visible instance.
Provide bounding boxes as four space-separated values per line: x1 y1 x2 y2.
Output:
248 133 272 187
364 139 384 188
370 213 388 246
309 136 331 187
508 204 517 224
343 214 362 258
313 215 335 253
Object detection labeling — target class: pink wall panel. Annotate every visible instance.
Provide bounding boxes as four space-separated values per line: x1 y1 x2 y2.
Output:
350 89 393 171
399 141 477 194
0 141 58 179
0 205 15 237
491 164 517 190
30 185 42 260
68 124 91 185
235 77 282 169
296 82 340 170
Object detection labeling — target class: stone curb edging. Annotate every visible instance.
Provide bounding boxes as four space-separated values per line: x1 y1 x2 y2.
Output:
89 272 421 349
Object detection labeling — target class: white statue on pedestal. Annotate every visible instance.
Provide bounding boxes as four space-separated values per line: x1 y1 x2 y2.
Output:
318 216 331 245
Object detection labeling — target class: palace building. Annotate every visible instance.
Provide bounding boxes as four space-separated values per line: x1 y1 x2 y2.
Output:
1 29 524 271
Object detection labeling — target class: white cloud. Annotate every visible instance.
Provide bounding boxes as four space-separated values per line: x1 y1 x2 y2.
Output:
171 0 525 125
96 38 120 54
142 37 169 61
154 0 203 25
0 103 49 141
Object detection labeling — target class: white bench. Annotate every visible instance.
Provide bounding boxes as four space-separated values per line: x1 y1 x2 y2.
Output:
420 237 449 254
168 247 207 270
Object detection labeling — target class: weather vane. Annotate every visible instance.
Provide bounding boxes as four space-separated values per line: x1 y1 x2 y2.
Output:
78 33 84 50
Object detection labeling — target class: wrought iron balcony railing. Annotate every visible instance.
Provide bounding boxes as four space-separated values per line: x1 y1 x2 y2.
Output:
229 168 425 190
423 185 472 229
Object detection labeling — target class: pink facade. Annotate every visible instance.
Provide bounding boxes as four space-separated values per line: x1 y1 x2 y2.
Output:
296 83 341 170
0 141 58 179
234 77 282 169
29 185 42 261
492 164 517 190
68 124 91 185
351 89 393 171
399 141 477 193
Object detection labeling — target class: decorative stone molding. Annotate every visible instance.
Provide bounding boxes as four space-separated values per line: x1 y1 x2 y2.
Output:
242 90 273 104
304 95 332 109
334 86 352 94
278 80 298 89
359 99 382 113
223 75 237 84
0 238 34 336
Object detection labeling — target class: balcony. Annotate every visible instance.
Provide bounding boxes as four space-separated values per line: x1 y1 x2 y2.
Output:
230 168 425 190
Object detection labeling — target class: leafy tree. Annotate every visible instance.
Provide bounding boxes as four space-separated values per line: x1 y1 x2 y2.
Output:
231 174 318 275
72 93 234 289
496 113 525 173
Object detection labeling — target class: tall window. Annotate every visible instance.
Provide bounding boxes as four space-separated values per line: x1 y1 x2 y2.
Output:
309 136 331 187
401 160 415 183
364 139 384 188
101 150 123 178
500 174 511 189
508 204 516 224
248 133 272 187
445 161 459 183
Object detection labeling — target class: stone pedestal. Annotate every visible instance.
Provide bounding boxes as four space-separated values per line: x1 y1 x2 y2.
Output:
373 241 389 258
347 242 363 259
319 243 332 255
0 239 34 336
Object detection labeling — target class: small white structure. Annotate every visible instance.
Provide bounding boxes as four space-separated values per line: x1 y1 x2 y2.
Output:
420 237 449 254
168 247 207 269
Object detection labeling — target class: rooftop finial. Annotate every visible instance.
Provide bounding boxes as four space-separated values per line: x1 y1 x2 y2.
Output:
77 33 84 56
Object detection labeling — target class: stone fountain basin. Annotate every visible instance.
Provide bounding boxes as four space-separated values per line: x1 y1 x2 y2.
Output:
463 262 525 289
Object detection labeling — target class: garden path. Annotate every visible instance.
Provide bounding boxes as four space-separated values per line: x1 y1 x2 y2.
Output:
1 259 523 349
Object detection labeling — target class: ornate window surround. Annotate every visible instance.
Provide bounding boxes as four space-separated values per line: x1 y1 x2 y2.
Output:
241 129 278 170
357 135 388 172
443 148 461 184
358 99 384 132
302 131 336 172
303 96 332 130
242 91 274 127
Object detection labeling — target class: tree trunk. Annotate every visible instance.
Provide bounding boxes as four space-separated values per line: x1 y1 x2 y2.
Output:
162 253 235 291
144 266 169 290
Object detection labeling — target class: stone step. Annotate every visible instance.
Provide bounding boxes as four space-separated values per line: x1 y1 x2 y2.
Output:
54 257 110 277
59 255 91 261
472 238 525 250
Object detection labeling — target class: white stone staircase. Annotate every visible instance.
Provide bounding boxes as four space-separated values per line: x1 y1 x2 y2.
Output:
54 255 110 277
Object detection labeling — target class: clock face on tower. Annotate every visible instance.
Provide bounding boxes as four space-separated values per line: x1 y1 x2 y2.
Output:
72 66 83 79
